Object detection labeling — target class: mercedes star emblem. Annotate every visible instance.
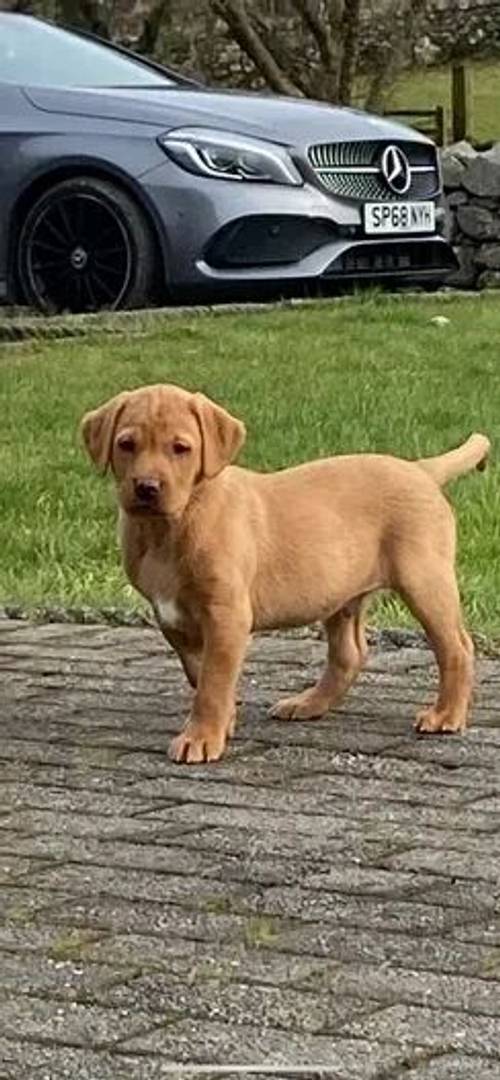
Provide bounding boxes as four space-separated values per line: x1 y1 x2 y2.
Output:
380 145 411 195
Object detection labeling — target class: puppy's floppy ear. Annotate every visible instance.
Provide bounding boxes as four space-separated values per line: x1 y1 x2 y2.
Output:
80 392 130 473
191 393 246 479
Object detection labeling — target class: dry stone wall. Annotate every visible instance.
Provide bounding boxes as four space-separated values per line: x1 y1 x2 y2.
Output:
442 142 500 289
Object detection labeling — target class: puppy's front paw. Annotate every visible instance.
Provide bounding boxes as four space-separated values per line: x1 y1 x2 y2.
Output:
168 723 227 764
415 707 467 735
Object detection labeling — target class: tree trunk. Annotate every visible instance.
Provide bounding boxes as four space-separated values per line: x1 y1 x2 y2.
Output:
211 0 303 96
136 0 173 55
337 0 361 105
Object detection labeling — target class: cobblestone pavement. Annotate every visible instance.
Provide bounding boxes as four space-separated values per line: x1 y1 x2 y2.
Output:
1 617 500 1079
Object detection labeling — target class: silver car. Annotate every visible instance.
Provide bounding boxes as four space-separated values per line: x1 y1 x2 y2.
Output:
0 12 455 314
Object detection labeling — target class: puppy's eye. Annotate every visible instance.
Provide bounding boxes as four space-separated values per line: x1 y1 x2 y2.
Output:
172 441 191 456
117 435 135 453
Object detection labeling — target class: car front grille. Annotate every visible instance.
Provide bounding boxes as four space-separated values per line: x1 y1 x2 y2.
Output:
308 140 439 202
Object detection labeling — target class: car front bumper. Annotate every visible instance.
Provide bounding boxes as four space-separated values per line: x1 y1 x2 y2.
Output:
140 160 456 291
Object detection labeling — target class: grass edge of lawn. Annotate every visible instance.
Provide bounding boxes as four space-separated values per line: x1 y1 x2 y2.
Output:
2 602 498 656
0 288 493 346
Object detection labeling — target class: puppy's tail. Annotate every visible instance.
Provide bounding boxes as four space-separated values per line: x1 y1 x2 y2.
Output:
417 433 491 487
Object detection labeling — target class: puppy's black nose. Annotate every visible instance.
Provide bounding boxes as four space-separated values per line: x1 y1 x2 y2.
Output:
134 478 161 504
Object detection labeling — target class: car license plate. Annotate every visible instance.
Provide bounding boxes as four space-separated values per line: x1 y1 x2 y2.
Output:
364 201 435 235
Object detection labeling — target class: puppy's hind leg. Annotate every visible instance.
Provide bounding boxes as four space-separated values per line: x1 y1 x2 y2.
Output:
399 564 473 734
270 598 369 721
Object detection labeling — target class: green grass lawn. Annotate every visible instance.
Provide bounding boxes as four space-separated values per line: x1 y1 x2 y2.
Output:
387 59 500 145
0 294 499 640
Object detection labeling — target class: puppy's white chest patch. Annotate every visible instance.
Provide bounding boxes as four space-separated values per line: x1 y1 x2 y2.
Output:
154 597 182 630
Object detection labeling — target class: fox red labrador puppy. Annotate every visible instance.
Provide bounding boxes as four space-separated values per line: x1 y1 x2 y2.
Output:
81 384 489 764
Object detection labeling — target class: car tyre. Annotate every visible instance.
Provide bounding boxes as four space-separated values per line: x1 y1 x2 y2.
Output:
17 176 156 314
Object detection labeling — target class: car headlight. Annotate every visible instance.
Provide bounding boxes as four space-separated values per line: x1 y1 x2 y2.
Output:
158 127 303 186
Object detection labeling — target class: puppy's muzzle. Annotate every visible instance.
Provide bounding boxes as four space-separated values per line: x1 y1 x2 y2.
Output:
133 477 162 507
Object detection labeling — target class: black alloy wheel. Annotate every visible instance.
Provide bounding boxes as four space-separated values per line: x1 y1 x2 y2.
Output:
17 176 156 314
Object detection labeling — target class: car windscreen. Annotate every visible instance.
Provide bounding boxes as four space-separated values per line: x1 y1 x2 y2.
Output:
0 14 178 88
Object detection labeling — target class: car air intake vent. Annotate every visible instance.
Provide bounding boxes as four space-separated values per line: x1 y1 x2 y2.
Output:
324 240 457 279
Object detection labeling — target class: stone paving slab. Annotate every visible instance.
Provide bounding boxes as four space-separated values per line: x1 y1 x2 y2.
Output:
1 618 500 1078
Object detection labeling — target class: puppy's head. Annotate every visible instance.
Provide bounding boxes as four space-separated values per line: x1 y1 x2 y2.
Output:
80 384 246 519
